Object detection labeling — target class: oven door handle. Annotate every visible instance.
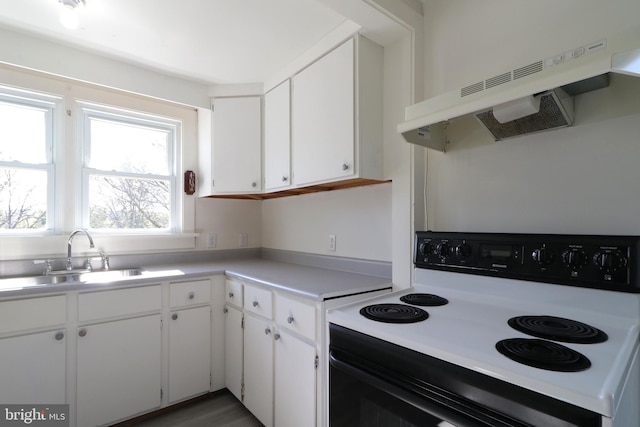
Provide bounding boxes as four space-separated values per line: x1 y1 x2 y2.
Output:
330 351 523 427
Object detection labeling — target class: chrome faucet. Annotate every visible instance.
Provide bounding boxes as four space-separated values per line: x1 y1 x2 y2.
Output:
67 229 95 271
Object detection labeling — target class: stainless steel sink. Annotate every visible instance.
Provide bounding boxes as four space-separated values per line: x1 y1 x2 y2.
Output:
0 268 145 291
71 268 144 283
0 274 70 291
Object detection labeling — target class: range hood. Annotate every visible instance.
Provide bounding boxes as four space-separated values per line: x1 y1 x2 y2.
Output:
399 26 640 151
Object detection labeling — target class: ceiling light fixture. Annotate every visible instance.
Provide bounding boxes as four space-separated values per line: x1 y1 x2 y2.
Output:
58 0 85 30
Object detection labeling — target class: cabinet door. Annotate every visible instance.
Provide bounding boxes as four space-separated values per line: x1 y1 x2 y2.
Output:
243 314 274 427
264 80 291 191
169 306 211 403
77 315 161 427
213 96 262 193
0 330 66 404
274 330 316 427
224 304 243 401
292 38 355 186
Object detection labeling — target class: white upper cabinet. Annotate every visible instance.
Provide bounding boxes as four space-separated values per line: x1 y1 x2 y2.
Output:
211 96 262 194
264 80 291 192
292 36 383 187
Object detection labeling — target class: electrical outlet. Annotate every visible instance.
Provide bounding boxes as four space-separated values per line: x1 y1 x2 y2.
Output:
329 234 336 252
239 233 248 247
207 233 217 249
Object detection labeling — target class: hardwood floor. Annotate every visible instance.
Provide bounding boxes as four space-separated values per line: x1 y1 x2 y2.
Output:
113 390 263 427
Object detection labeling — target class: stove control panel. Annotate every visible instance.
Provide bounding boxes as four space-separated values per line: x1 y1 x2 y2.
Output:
415 231 640 292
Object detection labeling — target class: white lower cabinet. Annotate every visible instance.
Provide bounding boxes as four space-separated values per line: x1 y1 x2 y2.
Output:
224 304 244 401
76 314 162 427
274 328 316 427
224 278 320 426
243 313 274 427
168 306 211 403
0 330 66 404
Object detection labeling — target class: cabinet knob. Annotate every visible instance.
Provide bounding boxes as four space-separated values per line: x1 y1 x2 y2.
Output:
287 316 294 324
251 182 257 188
252 301 259 307
223 307 229 313
78 328 87 337
274 333 281 341
265 327 271 335
228 292 234 298
172 313 178 320
188 292 195 300
342 163 349 171
282 176 288 182
54 332 64 341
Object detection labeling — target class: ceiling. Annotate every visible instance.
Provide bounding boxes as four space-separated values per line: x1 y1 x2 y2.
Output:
0 0 350 85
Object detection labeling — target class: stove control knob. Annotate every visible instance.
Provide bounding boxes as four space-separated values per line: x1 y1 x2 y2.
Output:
562 249 586 268
455 243 472 260
436 242 450 258
418 241 432 256
531 248 553 265
593 251 627 271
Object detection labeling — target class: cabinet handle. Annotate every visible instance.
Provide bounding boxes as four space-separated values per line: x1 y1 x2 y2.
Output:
287 316 294 324
274 333 281 341
54 332 64 341
251 182 257 188
188 291 195 300
78 328 87 337
342 163 349 171
223 307 229 313
252 301 259 307
228 292 234 298
172 313 178 320
265 327 271 335
282 176 288 182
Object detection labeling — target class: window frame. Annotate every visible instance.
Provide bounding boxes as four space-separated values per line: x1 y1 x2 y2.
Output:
78 102 182 234
0 86 58 235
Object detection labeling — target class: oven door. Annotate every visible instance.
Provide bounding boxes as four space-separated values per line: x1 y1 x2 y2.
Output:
329 324 601 427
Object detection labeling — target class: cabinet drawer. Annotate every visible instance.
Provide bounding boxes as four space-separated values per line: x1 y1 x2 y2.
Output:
79 285 161 321
0 295 66 334
275 294 315 340
170 280 211 308
244 284 273 319
225 279 243 307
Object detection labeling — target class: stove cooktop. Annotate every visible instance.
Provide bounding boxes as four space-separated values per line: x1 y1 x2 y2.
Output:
327 268 640 418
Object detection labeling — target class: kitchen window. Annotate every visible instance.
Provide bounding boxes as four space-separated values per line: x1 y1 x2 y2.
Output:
0 87 56 233
80 104 180 232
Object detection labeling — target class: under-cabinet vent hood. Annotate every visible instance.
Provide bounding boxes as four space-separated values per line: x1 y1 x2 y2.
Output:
399 26 640 150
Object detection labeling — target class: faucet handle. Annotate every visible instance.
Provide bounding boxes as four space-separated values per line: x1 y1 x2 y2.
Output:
33 259 53 275
100 251 110 271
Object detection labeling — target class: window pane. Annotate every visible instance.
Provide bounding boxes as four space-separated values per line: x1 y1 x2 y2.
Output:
88 175 170 229
0 102 47 164
88 119 170 175
0 167 47 230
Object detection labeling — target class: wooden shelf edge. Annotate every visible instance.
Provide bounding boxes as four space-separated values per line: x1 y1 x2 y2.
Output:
203 178 391 200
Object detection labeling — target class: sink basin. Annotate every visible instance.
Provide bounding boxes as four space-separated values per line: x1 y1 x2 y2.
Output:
0 268 145 291
71 268 144 283
0 274 70 291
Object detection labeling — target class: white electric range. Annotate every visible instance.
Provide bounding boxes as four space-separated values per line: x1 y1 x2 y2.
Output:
327 232 640 427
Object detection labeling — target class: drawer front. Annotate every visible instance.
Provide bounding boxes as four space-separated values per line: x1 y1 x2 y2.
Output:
275 294 315 340
225 279 243 307
0 295 67 334
170 280 211 308
79 285 161 321
244 284 273 319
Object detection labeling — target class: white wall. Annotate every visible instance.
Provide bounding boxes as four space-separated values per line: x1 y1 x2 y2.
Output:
194 198 262 250
421 0 640 235
262 183 392 261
